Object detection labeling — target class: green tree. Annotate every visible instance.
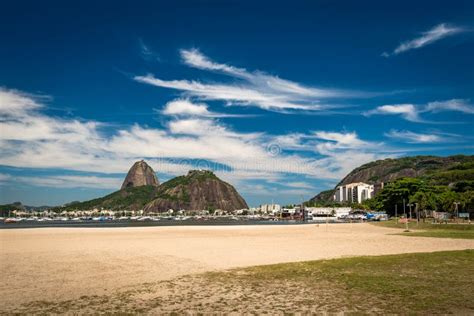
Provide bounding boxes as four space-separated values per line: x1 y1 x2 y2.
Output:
375 178 428 215
437 190 458 213
410 191 438 212
459 191 474 211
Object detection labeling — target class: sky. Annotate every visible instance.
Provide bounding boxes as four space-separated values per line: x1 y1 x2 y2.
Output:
0 0 473 207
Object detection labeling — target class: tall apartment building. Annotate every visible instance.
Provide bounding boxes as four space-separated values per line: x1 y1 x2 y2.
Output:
260 204 281 214
334 182 375 204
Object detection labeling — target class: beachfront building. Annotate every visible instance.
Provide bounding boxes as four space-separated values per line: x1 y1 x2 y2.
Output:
307 207 351 218
260 203 281 214
334 182 374 204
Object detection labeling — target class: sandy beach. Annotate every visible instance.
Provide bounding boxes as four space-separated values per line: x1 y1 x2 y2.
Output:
1 223 473 310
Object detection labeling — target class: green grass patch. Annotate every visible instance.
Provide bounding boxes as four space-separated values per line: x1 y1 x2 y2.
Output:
373 219 474 239
400 230 474 239
205 250 474 313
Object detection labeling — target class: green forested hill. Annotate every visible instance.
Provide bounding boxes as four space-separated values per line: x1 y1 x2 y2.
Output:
308 155 474 211
58 185 159 211
337 155 474 186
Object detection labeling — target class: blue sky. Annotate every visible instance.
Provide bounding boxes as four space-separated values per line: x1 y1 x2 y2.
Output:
1 0 473 207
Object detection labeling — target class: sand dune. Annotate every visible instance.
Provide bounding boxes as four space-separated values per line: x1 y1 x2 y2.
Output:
1 223 473 308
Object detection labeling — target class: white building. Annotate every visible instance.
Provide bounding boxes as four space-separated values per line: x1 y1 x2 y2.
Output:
282 207 297 215
306 207 351 218
260 204 281 214
334 182 374 204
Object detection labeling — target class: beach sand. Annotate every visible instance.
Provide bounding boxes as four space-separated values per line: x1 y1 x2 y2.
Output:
1 223 473 310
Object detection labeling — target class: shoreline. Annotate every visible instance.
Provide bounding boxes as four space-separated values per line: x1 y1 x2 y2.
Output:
0 218 348 229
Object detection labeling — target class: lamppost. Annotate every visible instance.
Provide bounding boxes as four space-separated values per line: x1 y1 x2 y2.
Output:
454 202 460 222
403 198 406 218
395 204 398 223
403 199 409 232
415 203 419 226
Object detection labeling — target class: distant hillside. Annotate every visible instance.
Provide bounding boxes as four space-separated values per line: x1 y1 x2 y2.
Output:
307 189 333 204
0 202 54 216
59 185 159 211
144 170 248 212
309 155 474 204
0 202 24 216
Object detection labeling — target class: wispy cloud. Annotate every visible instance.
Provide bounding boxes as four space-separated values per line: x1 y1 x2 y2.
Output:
364 104 422 122
284 181 315 190
138 38 160 62
385 130 444 143
134 49 357 112
364 99 474 123
179 48 335 97
0 87 44 116
180 48 247 77
312 131 383 161
308 131 389 180
424 99 474 114
160 99 249 118
0 87 392 192
382 23 465 57
0 173 122 189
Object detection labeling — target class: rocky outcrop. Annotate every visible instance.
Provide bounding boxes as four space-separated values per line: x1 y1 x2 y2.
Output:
144 170 248 212
121 160 159 189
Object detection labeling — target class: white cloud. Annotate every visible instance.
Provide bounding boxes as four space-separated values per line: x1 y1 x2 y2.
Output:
270 133 314 151
167 118 253 138
383 23 464 57
284 182 315 189
135 75 320 111
312 130 378 156
308 131 388 180
0 88 391 193
161 98 247 118
364 104 422 122
424 99 474 114
180 48 335 97
25 175 123 189
365 98 474 123
385 130 444 143
180 48 247 77
135 49 353 112
313 131 367 147
0 174 122 189
0 87 44 116
162 99 211 116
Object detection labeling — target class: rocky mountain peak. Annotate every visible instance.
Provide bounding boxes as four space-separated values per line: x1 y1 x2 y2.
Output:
144 170 248 212
121 160 160 190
